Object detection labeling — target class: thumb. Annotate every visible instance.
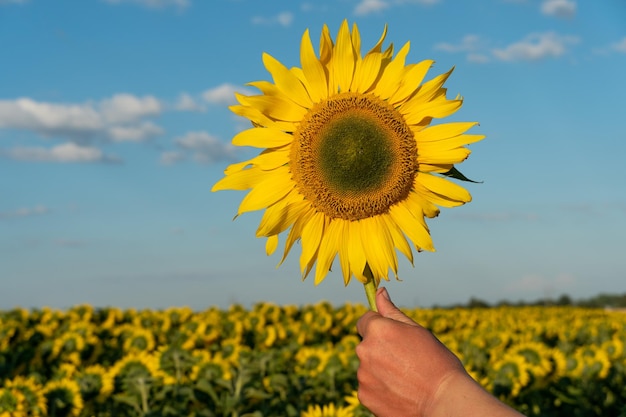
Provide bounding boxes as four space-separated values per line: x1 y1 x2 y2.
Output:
376 287 416 326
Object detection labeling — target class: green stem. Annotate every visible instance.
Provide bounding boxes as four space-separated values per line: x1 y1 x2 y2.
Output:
363 263 378 312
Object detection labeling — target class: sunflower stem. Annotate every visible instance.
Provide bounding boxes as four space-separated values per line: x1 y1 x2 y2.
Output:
363 264 378 312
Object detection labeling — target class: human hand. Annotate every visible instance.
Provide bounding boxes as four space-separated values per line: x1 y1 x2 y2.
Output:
356 287 525 417
356 287 466 417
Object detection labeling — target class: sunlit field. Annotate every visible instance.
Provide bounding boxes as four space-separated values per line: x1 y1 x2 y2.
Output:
1 303 625 416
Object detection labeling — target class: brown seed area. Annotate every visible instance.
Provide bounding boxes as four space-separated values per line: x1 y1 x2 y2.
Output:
291 93 417 221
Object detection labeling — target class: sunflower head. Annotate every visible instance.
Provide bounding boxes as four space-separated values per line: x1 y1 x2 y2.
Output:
213 20 484 287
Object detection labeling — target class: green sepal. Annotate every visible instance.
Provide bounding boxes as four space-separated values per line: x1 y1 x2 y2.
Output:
442 166 482 183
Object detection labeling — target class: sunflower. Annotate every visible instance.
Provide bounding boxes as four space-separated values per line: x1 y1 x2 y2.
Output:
212 20 483 297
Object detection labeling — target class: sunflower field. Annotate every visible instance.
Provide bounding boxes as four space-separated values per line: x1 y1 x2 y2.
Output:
1 302 625 417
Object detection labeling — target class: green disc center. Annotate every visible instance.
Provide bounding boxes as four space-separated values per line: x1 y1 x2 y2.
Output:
318 112 394 195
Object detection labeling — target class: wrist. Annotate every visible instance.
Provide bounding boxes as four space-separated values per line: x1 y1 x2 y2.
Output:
424 370 524 417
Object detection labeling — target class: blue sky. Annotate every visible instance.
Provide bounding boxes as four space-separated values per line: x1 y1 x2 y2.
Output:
1 0 625 310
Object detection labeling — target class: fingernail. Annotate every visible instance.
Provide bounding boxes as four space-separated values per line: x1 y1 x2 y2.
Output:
380 287 390 301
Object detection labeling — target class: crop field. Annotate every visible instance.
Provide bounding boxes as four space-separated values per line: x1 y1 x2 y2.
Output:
1 303 625 417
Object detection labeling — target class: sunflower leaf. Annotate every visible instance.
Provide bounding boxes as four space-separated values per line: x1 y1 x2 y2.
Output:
441 166 482 183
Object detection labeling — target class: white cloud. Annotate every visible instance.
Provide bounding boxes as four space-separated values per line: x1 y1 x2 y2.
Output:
611 37 626 53
160 150 186 166
3 142 117 163
0 98 102 134
99 93 162 124
251 12 293 27
0 205 49 220
163 131 237 165
354 0 437 15
174 93 205 111
354 0 389 15
434 34 482 53
467 53 490 63
101 0 189 9
493 32 579 61
0 94 164 141
541 0 576 18
434 35 491 63
202 83 247 106
107 121 163 142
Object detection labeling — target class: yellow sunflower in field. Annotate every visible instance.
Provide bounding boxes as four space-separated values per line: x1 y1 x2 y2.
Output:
212 20 483 301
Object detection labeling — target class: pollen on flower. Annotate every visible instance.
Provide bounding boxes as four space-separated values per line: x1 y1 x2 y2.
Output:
291 92 417 221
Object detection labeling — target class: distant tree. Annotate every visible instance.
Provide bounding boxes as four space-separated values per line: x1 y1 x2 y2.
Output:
556 294 573 306
467 297 490 309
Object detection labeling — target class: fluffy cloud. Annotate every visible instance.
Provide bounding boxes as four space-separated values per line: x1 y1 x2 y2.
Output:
0 205 49 220
435 32 578 63
202 83 253 106
354 0 389 15
161 131 237 165
174 93 205 111
541 0 576 18
354 0 438 15
107 122 164 142
3 142 118 163
493 32 579 61
99 94 161 124
251 12 293 27
434 34 490 63
0 94 164 141
611 37 626 53
101 0 189 9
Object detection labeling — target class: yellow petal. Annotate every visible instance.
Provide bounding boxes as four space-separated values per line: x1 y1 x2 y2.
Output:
403 98 462 125
300 29 328 102
212 166 263 191
388 202 435 251
419 133 485 150
366 24 388 55
389 59 434 105
247 80 281 96
347 221 367 283
336 221 352 285
237 166 293 214
279 205 315 266
418 163 453 174
359 216 397 282
373 42 410 100
242 95 308 122
314 219 343 285
265 235 279 256
299 211 325 275
256 193 307 237
352 51 383 93
415 122 479 142
229 103 295 131
319 24 333 65
405 190 440 219
405 67 454 106
381 213 414 266
351 23 361 57
414 172 472 207
333 20 356 93
262 53 313 109
418 147 471 165
232 128 293 148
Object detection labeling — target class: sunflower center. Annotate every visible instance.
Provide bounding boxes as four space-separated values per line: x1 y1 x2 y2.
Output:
291 93 417 221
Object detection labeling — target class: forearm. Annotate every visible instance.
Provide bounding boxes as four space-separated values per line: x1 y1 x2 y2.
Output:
427 371 525 417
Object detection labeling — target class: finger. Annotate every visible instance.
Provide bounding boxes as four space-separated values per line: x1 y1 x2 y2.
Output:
356 310 381 337
376 287 417 326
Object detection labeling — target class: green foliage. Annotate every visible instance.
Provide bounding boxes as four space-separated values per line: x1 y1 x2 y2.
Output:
0 303 625 416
